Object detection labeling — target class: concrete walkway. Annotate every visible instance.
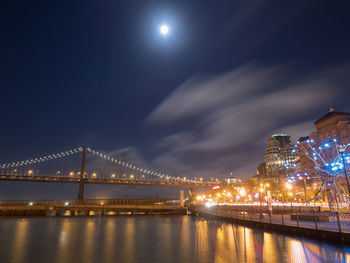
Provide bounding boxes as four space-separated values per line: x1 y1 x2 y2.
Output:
201 206 350 234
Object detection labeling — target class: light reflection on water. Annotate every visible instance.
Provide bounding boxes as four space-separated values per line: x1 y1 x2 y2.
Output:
0 216 349 263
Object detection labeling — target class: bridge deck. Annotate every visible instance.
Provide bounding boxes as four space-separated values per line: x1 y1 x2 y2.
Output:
0 174 214 188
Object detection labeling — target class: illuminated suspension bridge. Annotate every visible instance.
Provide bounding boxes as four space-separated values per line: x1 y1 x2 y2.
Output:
0 146 219 199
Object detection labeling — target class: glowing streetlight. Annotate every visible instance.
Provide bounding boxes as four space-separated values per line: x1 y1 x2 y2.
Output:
285 183 292 190
240 188 246 197
160 24 169 35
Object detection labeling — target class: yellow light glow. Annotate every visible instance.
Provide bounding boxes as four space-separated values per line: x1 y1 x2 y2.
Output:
240 188 246 197
259 188 264 193
285 183 292 190
216 193 221 198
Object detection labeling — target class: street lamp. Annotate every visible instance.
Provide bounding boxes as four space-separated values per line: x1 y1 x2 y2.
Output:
240 188 246 206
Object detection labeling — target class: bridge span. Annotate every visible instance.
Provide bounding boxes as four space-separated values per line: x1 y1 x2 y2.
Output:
0 146 221 199
0 174 214 188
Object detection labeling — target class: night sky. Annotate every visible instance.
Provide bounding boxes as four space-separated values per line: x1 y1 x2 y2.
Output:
1 0 350 199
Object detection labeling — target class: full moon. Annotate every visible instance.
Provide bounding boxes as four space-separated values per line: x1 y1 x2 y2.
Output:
160 25 169 35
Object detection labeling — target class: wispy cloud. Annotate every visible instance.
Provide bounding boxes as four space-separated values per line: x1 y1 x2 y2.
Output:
146 63 348 180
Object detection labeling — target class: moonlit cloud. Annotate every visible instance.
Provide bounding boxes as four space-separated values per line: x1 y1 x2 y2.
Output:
146 64 348 180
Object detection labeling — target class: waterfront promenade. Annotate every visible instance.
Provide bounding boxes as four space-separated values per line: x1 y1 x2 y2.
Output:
191 205 350 242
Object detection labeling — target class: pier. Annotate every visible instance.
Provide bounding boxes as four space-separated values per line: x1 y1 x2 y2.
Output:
190 205 350 242
0 199 187 217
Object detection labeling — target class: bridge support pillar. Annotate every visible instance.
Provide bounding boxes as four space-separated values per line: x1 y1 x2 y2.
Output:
78 146 87 201
56 210 61 217
180 190 184 207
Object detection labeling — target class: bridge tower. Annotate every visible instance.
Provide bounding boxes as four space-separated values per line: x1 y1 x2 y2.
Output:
78 146 87 201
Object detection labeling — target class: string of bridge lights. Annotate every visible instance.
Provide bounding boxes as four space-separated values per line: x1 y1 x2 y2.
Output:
87 147 189 183
0 146 201 183
0 147 83 169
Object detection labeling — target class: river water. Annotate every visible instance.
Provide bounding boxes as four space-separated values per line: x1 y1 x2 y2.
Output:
0 215 349 263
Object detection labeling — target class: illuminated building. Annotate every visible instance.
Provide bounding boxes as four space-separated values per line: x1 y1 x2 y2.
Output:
264 134 297 179
296 108 350 207
297 108 350 175
224 174 242 185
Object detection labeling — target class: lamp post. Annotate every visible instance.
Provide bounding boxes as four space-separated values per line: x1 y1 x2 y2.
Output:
303 177 307 203
257 171 263 218
285 183 293 205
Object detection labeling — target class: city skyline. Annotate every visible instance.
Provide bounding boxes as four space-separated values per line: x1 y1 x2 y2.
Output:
1 1 350 199
1 2 350 262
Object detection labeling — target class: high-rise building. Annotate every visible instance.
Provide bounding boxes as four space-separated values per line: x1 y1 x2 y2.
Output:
264 134 297 179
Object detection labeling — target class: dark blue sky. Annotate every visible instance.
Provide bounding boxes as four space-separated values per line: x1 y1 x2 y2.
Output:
1 0 350 198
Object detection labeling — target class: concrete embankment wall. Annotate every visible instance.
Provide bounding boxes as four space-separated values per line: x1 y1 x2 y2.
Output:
0 206 187 217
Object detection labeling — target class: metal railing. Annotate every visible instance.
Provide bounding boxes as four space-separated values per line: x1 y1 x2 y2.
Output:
197 205 350 235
